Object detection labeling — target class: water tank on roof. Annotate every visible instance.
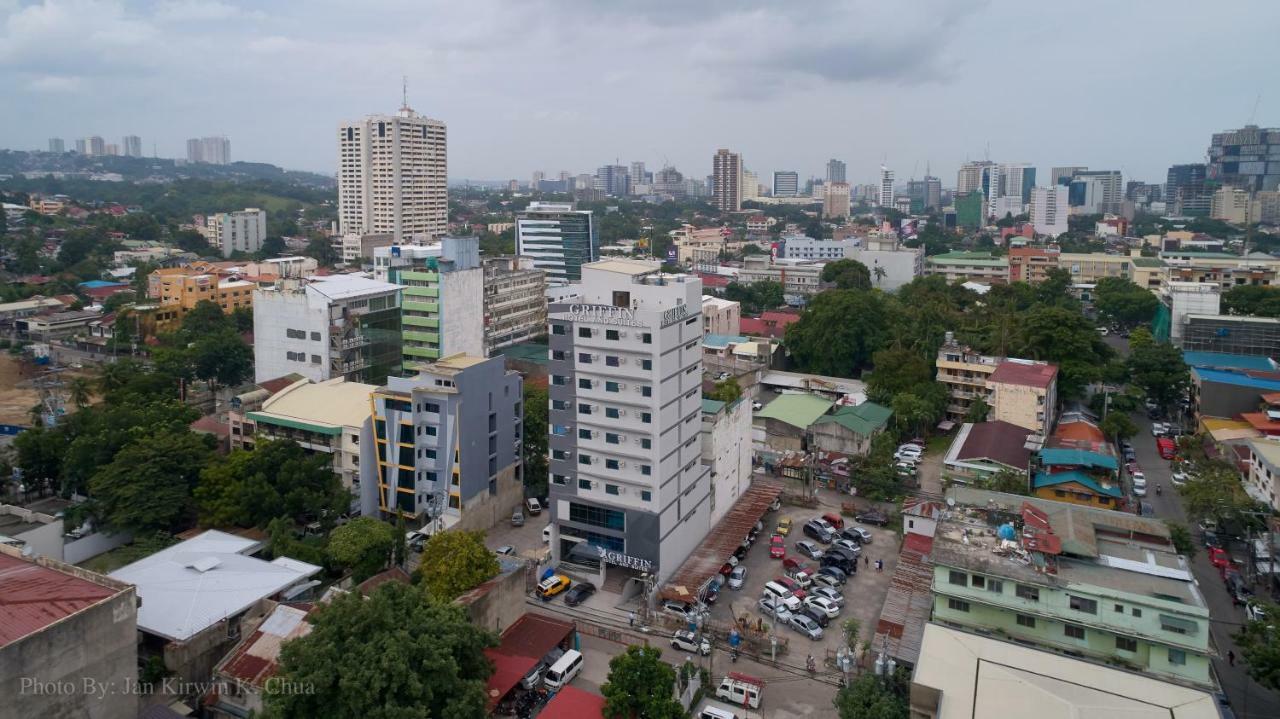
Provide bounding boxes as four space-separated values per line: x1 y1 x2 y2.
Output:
997 523 1017 541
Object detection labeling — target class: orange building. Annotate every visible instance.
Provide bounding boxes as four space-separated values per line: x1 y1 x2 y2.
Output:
1007 246 1061 284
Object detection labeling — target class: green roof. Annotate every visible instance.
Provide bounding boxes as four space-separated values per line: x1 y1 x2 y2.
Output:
496 341 549 365
755 393 833 430
1038 448 1119 471
1160 251 1240 259
1032 471 1123 498
1130 257 1166 267
927 252 1008 267
814 401 893 436
701 398 726 414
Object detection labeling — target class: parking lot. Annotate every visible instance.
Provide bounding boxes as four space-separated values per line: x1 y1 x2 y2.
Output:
706 504 900 668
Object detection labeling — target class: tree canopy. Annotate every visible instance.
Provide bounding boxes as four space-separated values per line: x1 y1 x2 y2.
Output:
1126 328 1189 408
821 259 872 291
262 582 495 719
785 289 890 376
1093 276 1159 326
723 280 785 315
415 530 500 601
600 645 686 719
522 383 549 498
1223 285 1280 318
328 516 396 583
1235 600 1280 690
88 430 213 534
834 670 909 719
195 439 350 528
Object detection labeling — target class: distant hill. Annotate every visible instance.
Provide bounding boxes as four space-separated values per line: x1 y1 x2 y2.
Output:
0 149 335 189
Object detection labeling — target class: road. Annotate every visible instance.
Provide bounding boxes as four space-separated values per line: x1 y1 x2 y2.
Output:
1129 410 1280 719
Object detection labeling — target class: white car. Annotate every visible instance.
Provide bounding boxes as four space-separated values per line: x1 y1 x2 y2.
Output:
897 443 923 455
728 566 747 589
1151 422 1169 436
1131 474 1146 488
1133 484 1147 497
813 517 836 533
1171 472 1189 487
810 586 844 606
804 596 841 619
671 630 711 656
812 572 843 589
758 596 793 622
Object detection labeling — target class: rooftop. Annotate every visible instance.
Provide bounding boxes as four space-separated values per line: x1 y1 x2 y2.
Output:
304 274 402 301
432 353 489 370
585 258 661 276
813 401 893 436
703 333 751 349
216 603 314 688
928 252 1008 267
754 392 834 429
251 378 379 433
912 624 1220 719
1032 470 1123 498
109 530 322 642
1183 351 1276 372
948 420 1035 470
1038 447 1119 471
988 360 1058 389
0 550 128 647
1247 438 1280 469
540 685 605 719
1194 367 1280 392
701 294 738 309
872 532 934 666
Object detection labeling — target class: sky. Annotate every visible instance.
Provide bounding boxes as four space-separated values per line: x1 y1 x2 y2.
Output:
3 0 1279 186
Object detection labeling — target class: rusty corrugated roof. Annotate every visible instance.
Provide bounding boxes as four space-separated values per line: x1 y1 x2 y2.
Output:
0 553 121 647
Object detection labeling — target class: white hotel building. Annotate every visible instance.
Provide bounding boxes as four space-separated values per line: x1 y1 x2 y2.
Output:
546 260 711 585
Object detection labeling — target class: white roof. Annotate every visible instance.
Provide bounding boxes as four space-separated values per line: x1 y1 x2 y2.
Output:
306 274 401 300
913 624 1219 719
109 530 322 642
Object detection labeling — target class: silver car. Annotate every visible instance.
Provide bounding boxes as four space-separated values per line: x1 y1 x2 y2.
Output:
758 596 793 623
788 612 824 640
728 566 747 589
810 586 844 607
796 540 825 560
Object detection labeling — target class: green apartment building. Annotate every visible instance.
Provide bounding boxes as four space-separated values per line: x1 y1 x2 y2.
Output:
376 237 485 371
931 488 1212 688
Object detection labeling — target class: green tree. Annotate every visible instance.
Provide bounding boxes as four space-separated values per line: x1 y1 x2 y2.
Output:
88 430 213 533
191 328 253 389
708 377 743 403
415 530 500 601
977 468 1029 495
601 645 685 719
195 439 349 528
522 383 548 497
785 290 890 376
964 397 991 423
1093 277 1159 326
866 348 934 404
1126 328 1189 409
67 376 93 409
891 392 940 438
1178 463 1258 524
1165 521 1197 559
1011 304 1113 397
172 228 211 254
328 516 396 583
821 259 872 291
12 427 65 494
261 582 495 719
303 236 338 266
1234 600 1280 690
1099 412 1138 441
179 299 231 338
1223 285 1280 318
833 670 909 719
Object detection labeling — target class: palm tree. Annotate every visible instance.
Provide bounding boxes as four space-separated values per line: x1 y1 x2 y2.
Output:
67 376 92 409
873 265 887 287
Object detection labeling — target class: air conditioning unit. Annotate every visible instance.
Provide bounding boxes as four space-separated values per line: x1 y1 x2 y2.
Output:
617 410 626 417
618 461 626 468
618 383 627 390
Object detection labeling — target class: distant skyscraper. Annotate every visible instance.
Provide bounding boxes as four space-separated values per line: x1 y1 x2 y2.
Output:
773 171 799 197
531 170 545 189
1166 163 1210 216
1049 166 1087 186
653 166 685 198
1030 186 1068 237
823 182 851 219
338 105 448 242
1208 125 1280 192
515 202 598 284
87 136 105 156
741 169 760 201
104 144 120 156
878 166 894 208
74 138 86 154
201 136 230 165
595 165 629 197
1068 170 1123 214
827 159 847 184
713 149 742 212
630 162 646 194
988 163 1034 217
956 161 993 195
122 135 142 157
48 138 64 153
924 176 942 211
186 138 202 163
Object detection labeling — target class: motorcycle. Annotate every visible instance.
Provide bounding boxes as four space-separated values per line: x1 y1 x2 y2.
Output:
806 655 816 675
731 649 739 663
1156 485 1162 496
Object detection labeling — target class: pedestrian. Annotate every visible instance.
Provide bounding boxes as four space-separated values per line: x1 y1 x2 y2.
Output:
876 559 883 573
864 555 869 568
1228 650 1236 667
628 611 635 628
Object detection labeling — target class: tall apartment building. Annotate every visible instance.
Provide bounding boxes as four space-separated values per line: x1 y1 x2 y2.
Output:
1050 166 1088 186
483 256 548 354
822 182 851 219
712 149 742 213
48 137 65 153
546 260 710 584
772 171 799 197
629 162 646 193
86 136 105 156
203 208 267 257
878 165 895 207
826 158 847 184
653 166 686 198
338 106 447 243
366 354 523 530
186 136 231 164
515 202 599 285
741 169 760 201
74 138 86 154
957 160 994 195
1211 186 1254 223
1166 163 1209 216
253 275 403 384
1208 125 1280 192
1029 186 1069 237
924 175 942 211
122 135 142 157
378 237 485 370
1069 170 1123 214
595 165 630 197
185 138 201 163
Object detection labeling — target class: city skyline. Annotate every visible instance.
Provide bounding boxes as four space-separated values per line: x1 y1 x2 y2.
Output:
3 1 1279 184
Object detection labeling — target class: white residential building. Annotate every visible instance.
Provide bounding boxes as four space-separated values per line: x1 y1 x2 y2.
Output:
204 208 267 257
1162 282 1221 346
780 235 858 261
990 195 1024 221
878 165 895 207
253 275 404 385
1030 186 1069 237
1246 439 1280 511
338 106 447 243
546 260 711 585
515 202 599 284
845 235 925 290
701 295 740 336
702 397 754 526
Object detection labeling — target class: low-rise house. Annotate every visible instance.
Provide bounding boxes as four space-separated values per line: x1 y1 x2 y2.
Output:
208 603 315 719
925 251 1008 285
752 393 833 452
809 401 893 455
942 420 1036 486
702 398 754 526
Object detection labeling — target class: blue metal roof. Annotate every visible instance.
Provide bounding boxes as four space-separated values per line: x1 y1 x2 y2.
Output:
1193 367 1280 392
703 334 750 349
1038 448 1119 471
1182 351 1275 372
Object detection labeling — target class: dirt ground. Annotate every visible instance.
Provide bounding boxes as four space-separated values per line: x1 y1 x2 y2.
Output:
0 353 98 426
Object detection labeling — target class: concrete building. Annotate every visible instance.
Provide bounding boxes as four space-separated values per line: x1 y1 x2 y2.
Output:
246 377 377 500
1167 163 1211 216
826 158 847 184
1007 246 1061 283
740 169 760 201
924 175 942 211
1029 185 1069 237
738 256 825 299
594 164 629 197
822 181 851 219
122 134 142 157
380 237 485 370
1245 438 1280 511
337 232 394 265
0 546 138 719
253 275 403 384
1208 125 1280 192
366 354 523 530
954 191 985 230
926 251 1008 285
483 256 548 354
1057 252 1131 283
1162 282 1221 346
713 149 742 212
47 137 64 153
186 136 230 164
987 360 1058 435
911 623 1220 719
516 202 599 285
779 235 857 261
957 161 994 195
203 208 267 257
1069 170 1124 214
147 265 255 323
772 170 799 197
843 234 925 291
1210 186 1253 223
942 420 1036 485
1182 314 1280 356
878 165 894 207
809 401 894 456
338 106 447 242
546 259 710 584
935 334 1016 425
701 294 740 336
932 488 1212 688
701 397 754 526
1050 166 1088 186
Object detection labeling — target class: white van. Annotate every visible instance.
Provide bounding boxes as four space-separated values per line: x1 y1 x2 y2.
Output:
543 649 583 690
761 581 801 611
699 706 740 719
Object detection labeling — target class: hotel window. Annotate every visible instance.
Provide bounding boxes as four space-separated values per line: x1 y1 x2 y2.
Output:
605 459 621 470
640 438 651 449
1069 596 1097 614
606 433 621 444
606 381 621 392
552 449 569 461
606 356 621 367
1168 649 1186 666
641 359 652 370
641 490 652 502
642 333 652 344
579 378 592 390
552 375 567 386
578 327 592 338
606 408 621 419
578 352 592 364
1016 585 1039 602
640 412 652 424
578 403 592 415
641 465 651 476
552 324 566 335
606 484 619 495
578 479 591 490
552 474 567 486
606 330 621 340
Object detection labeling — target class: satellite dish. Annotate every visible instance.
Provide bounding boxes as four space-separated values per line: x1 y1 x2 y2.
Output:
946 497 956 507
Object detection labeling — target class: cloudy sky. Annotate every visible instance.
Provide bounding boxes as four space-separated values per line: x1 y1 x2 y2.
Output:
3 0 1278 185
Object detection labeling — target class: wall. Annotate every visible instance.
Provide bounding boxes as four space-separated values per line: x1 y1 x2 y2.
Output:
164 598 273 683
63 529 133 564
809 422 876 456
253 289 329 383
455 463 524 534
989 382 1048 435
440 268 485 357
455 559 532 635
704 398 754 526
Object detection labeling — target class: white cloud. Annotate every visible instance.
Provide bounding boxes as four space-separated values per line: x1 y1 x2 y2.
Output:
26 73 83 92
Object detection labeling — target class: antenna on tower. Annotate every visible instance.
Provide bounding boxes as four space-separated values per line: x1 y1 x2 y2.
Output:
1248 93 1261 124
401 75 409 112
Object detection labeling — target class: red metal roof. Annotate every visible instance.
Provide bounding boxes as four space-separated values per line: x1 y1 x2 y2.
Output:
540 685 606 719
484 613 575 710
660 478 784 602
0 553 120 647
988 361 1058 389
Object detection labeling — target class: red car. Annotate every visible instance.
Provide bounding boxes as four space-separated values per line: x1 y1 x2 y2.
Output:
1209 547 1231 574
769 535 786 559
774 576 808 600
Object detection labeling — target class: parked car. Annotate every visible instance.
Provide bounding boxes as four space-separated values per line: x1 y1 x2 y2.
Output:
511 511 525 527
804 596 841 619
812 571 843 588
782 556 807 573
1245 601 1269 623
1133 484 1147 497
563 582 596 606
525 497 542 515
728 566 747 589
1151 422 1169 436
820 554 854 574
769 536 787 559
758 596 793 622
803 520 833 544
788 613 824 640
495 545 516 556
705 578 722 605
796 540 825 560
810 586 844 606
848 525 875 542
1171 471 1189 487
799 606 830 628
812 517 836 533
854 512 887 528
536 575 571 600
821 512 845 531
832 538 862 556
775 516 793 536
775 576 808 599
662 599 695 619
752 401 763 411
671 630 712 656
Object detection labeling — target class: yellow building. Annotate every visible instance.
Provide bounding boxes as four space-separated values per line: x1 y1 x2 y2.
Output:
148 266 255 314
1056 253 1131 283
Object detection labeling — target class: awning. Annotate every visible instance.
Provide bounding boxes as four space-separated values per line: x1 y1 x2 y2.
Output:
937 420 956 432
1159 614 1199 635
